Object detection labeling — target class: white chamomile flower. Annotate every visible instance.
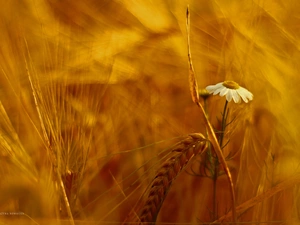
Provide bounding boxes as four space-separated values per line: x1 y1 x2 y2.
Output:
205 80 253 103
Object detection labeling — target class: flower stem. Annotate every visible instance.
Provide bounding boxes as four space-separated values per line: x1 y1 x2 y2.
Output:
196 102 237 224
212 100 229 220
219 100 228 148
212 159 218 220
203 98 218 221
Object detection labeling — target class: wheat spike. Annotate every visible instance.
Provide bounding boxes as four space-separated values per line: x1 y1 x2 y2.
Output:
137 133 207 223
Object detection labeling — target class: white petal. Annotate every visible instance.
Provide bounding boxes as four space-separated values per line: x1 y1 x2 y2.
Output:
231 90 241 103
244 89 253 100
214 82 224 88
205 82 223 94
206 85 216 93
237 87 253 102
213 86 226 95
220 87 229 96
237 88 248 103
226 90 233 102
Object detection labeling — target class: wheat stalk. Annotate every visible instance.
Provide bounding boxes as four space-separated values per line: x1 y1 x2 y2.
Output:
135 133 208 224
186 6 237 223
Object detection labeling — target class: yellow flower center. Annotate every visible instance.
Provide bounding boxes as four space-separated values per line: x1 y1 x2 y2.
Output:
222 80 240 90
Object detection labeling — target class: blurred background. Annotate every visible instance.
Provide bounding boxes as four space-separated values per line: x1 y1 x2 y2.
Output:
0 0 300 224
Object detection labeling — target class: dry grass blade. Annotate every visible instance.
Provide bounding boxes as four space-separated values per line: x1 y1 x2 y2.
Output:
137 133 207 224
186 5 200 106
213 173 300 223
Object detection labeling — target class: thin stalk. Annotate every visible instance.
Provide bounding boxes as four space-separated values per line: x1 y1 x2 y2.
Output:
212 100 229 220
219 100 228 148
186 6 236 223
212 160 218 220
203 98 214 177
197 103 237 224
203 98 218 220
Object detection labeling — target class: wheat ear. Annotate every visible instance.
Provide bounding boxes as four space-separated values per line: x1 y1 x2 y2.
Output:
23 38 74 224
138 133 208 223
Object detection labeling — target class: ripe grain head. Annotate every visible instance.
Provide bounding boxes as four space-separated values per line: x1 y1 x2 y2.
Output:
137 133 208 223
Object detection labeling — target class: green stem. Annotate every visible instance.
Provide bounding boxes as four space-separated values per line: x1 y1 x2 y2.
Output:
204 98 218 220
213 100 228 220
197 102 237 224
212 160 218 220
218 100 228 148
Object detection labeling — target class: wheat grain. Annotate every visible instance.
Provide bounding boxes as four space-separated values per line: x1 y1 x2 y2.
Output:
137 133 207 224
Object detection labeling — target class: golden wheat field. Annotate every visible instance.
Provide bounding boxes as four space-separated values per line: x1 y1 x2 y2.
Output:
1 0 300 224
